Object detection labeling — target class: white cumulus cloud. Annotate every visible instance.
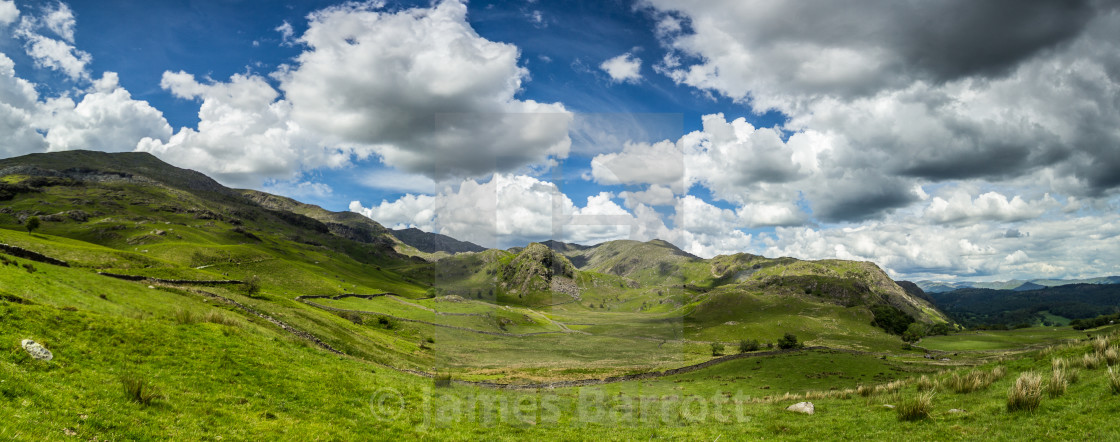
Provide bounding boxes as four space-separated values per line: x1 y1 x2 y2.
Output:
278 0 571 180
600 52 642 84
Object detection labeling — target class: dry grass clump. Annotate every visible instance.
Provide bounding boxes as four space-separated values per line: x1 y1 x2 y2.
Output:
915 375 938 392
1047 369 1068 398
1104 347 1120 366
990 365 1007 380
857 384 874 397
946 370 995 393
1083 353 1103 370
1007 372 1043 413
1109 367 1120 395
897 391 934 421
1092 336 1111 354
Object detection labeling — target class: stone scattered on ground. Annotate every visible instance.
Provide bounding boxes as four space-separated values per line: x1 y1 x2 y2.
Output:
882 404 896 409
948 409 966 413
787 402 815 415
21 339 53 361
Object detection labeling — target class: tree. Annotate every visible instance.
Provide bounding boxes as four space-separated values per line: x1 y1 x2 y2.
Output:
902 322 927 343
25 216 40 234
244 275 261 296
738 339 760 353
777 333 802 350
710 342 725 356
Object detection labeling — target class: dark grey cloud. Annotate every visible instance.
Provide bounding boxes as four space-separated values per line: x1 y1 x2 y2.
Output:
899 0 1097 81
810 173 919 223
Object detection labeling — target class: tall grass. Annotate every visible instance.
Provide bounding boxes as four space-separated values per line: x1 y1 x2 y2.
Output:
915 375 938 392
121 374 163 406
1092 336 1110 354
174 309 241 327
945 370 995 393
897 391 934 421
1104 347 1119 366
1007 372 1043 412
1047 369 1068 398
1109 367 1120 395
1083 353 1102 370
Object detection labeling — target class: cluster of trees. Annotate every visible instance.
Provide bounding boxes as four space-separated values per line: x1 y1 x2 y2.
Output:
928 285 1120 328
1070 312 1120 330
711 333 803 356
869 304 952 342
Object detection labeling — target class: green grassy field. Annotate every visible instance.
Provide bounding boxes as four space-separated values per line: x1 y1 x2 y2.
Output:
920 327 1100 351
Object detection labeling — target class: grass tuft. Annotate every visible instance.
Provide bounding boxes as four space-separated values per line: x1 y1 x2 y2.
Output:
1083 353 1102 370
1047 369 1068 398
915 375 937 392
1092 336 1110 354
897 391 934 421
1007 372 1043 413
1104 347 1119 366
121 374 163 406
1109 367 1120 395
945 370 994 393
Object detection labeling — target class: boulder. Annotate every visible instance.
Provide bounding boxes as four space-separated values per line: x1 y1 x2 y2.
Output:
787 401 814 415
21 339 53 361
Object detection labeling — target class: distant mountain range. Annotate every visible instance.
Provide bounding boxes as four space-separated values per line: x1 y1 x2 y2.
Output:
916 276 1120 293
389 227 487 254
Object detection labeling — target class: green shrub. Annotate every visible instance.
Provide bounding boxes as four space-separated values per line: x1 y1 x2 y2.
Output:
1007 372 1043 412
24 216 39 234
738 339 760 353
777 333 802 350
710 342 725 356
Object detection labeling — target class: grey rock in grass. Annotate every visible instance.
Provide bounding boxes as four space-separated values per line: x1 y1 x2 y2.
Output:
21 339 53 361
787 401 814 415
947 408 966 413
882 404 896 409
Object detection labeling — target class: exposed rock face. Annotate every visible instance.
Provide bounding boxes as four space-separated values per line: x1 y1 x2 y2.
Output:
21 339 53 361
501 243 578 295
787 401 814 415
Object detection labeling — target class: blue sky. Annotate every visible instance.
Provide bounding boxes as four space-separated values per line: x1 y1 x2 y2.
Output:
1 0 1119 282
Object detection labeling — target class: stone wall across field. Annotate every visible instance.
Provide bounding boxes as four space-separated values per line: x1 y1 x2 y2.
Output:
98 272 243 285
0 243 70 267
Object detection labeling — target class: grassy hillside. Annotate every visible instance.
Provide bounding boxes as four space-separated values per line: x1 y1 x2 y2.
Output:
11 151 1118 438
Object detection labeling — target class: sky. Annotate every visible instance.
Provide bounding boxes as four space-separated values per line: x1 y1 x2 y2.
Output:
1 0 1119 282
